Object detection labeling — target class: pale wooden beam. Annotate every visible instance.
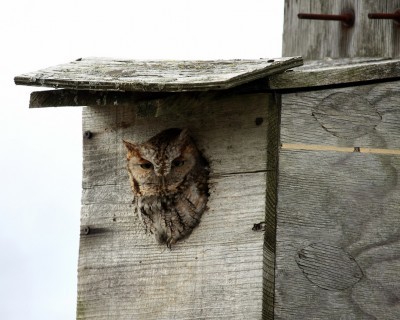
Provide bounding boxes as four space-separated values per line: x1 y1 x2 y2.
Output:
15 57 303 92
269 58 400 90
29 89 172 108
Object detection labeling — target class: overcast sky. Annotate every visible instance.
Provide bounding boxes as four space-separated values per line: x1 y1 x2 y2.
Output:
1 1 283 319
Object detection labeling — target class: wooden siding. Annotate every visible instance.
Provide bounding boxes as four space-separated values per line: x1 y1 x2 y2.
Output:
283 0 400 60
77 91 278 319
275 81 400 319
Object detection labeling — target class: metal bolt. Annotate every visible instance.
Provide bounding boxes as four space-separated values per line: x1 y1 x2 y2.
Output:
84 131 93 139
298 11 355 27
82 226 91 235
368 10 400 24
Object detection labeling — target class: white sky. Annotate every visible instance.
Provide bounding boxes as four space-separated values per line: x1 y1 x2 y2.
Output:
1 1 283 319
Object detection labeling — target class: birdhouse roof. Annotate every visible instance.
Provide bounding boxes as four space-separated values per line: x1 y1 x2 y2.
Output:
14 57 303 92
268 57 400 90
15 57 400 108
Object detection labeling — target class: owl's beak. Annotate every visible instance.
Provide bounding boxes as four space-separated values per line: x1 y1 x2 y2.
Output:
160 176 166 189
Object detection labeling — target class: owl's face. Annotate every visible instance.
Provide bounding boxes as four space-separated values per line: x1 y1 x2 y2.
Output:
124 128 209 246
123 128 199 196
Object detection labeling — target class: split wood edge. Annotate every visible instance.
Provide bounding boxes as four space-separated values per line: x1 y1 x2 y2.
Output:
282 143 400 155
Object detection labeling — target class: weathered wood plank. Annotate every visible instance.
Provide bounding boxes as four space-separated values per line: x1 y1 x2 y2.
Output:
282 143 400 155
29 89 173 108
79 182 265 319
275 80 400 319
283 0 400 60
78 91 274 319
28 78 275 108
263 93 280 320
280 81 400 149
14 57 302 92
275 150 400 320
81 92 273 188
28 58 400 106
269 58 400 90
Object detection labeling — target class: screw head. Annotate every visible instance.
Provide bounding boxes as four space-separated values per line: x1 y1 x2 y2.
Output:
82 226 90 235
84 131 93 139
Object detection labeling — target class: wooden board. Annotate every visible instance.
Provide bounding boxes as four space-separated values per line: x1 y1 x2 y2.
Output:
27 78 271 108
269 58 400 90
14 57 302 92
78 91 277 319
283 0 400 60
279 81 400 149
275 81 400 319
26 59 400 107
29 89 172 108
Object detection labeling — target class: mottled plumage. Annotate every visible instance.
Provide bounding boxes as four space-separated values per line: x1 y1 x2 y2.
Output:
123 128 209 247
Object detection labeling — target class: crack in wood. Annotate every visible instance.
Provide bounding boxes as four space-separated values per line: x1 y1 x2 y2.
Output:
281 143 400 155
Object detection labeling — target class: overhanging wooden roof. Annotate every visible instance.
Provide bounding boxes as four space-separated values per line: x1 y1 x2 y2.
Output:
14 57 303 92
268 57 400 90
16 56 400 108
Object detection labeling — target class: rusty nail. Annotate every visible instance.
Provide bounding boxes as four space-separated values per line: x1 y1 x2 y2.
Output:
298 11 355 27
82 226 91 235
368 10 400 23
84 131 93 139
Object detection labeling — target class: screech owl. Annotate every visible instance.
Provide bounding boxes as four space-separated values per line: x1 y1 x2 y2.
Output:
123 128 209 248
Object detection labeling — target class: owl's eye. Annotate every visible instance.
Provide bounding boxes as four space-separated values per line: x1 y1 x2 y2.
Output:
172 158 185 168
140 162 153 169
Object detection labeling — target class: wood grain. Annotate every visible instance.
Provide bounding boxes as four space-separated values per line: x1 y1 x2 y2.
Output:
78 91 275 319
269 58 400 90
81 92 273 188
280 81 400 149
295 243 363 291
283 0 400 60
275 150 400 320
29 89 173 108
263 93 280 320
27 78 272 108
14 57 302 92
282 143 400 155
275 81 400 319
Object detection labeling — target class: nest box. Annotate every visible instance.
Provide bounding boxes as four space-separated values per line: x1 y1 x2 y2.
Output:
15 54 400 320
15 57 302 319
14 2 400 319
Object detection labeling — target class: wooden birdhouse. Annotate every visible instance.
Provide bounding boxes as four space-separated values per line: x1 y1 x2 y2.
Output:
15 57 303 319
14 1 400 319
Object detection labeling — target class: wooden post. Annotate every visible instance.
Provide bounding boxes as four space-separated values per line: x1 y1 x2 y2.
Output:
272 74 400 319
276 1 400 318
283 0 400 59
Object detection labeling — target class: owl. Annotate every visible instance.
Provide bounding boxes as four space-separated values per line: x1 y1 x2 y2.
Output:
123 128 209 248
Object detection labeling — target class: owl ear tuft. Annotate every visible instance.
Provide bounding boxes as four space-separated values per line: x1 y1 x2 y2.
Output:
178 128 190 143
123 140 136 150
